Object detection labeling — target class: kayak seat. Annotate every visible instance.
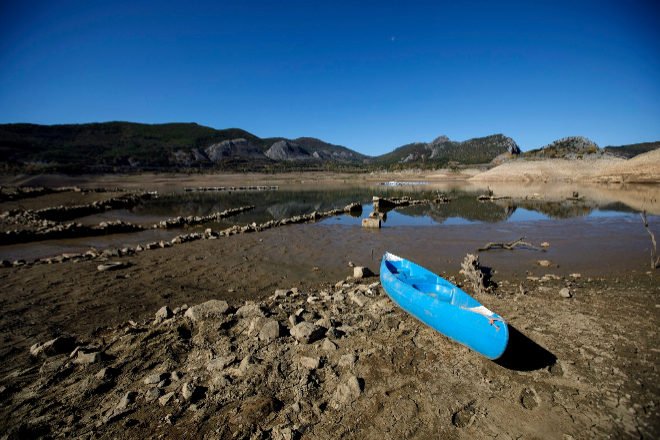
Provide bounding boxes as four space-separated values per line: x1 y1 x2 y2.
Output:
411 282 453 302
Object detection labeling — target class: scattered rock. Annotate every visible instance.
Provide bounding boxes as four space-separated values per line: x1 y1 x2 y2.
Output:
207 355 236 372
184 300 230 322
322 339 337 351
116 391 137 411
154 306 173 322
540 242 550 248
330 375 363 408
520 388 540 410
159 392 175 406
97 262 130 272
143 372 168 385
338 353 357 369
298 356 320 370
258 319 282 342
181 382 197 401
95 367 119 380
144 387 161 402
30 335 76 357
290 322 325 344
536 259 553 267
236 302 265 318
348 291 368 307
73 351 102 365
559 288 573 298
353 266 374 279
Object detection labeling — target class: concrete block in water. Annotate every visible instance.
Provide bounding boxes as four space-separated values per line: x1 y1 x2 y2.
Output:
361 218 381 228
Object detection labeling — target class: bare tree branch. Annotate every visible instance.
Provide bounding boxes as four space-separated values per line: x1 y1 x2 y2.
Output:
478 236 544 252
640 211 659 270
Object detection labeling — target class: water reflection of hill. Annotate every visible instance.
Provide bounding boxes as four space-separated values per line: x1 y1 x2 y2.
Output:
114 186 649 227
496 200 595 219
397 196 515 223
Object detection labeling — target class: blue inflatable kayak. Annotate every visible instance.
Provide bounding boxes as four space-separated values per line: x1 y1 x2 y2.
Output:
380 252 509 359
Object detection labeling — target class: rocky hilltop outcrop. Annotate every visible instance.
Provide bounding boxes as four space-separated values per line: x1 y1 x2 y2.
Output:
204 139 265 162
524 136 603 159
375 134 520 166
264 141 312 161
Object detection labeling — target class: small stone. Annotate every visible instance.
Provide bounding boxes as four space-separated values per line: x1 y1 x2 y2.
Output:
181 382 196 401
348 291 368 307
570 273 582 279
30 335 76 357
184 300 230 322
95 367 119 380
559 288 572 298
298 356 321 370
290 322 325 344
159 391 175 406
330 375 363 408
144 372 168 385
541 242 550 248
338 353 357 369
322 339 337 351
155 306 173 321
247 316 268 337
73 351 102 365
97 261 129 272
145 387 161 402
116 391 137 411
207 355 236 372
537 260 553 267
170 371 183 381
39 356 67 375
258 319 281 342
288 314 300 327
236 302 265 318
315 318 332 331
271 289 291 300
353 266 374 279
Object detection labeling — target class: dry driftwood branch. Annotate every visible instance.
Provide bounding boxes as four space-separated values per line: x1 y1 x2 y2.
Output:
478 236 544 252
640 211 660 269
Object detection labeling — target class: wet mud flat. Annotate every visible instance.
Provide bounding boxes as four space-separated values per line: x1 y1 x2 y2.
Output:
1 179 659 438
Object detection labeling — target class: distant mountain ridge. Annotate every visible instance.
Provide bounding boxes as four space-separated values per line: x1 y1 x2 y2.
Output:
0 122 657 173
0 122 367 172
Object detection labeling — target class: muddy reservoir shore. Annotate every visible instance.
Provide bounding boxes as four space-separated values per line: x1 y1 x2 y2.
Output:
0 173 659 439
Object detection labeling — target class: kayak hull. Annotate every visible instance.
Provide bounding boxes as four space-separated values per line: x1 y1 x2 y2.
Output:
380 252 509 360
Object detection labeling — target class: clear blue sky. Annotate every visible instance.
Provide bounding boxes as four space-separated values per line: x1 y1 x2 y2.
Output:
1 1 658 155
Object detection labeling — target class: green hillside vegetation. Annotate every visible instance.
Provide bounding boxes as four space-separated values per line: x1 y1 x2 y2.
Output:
0 122 263 171
0 122 363 173
603 141 660 158
373 134 520 169
524 136 600 159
